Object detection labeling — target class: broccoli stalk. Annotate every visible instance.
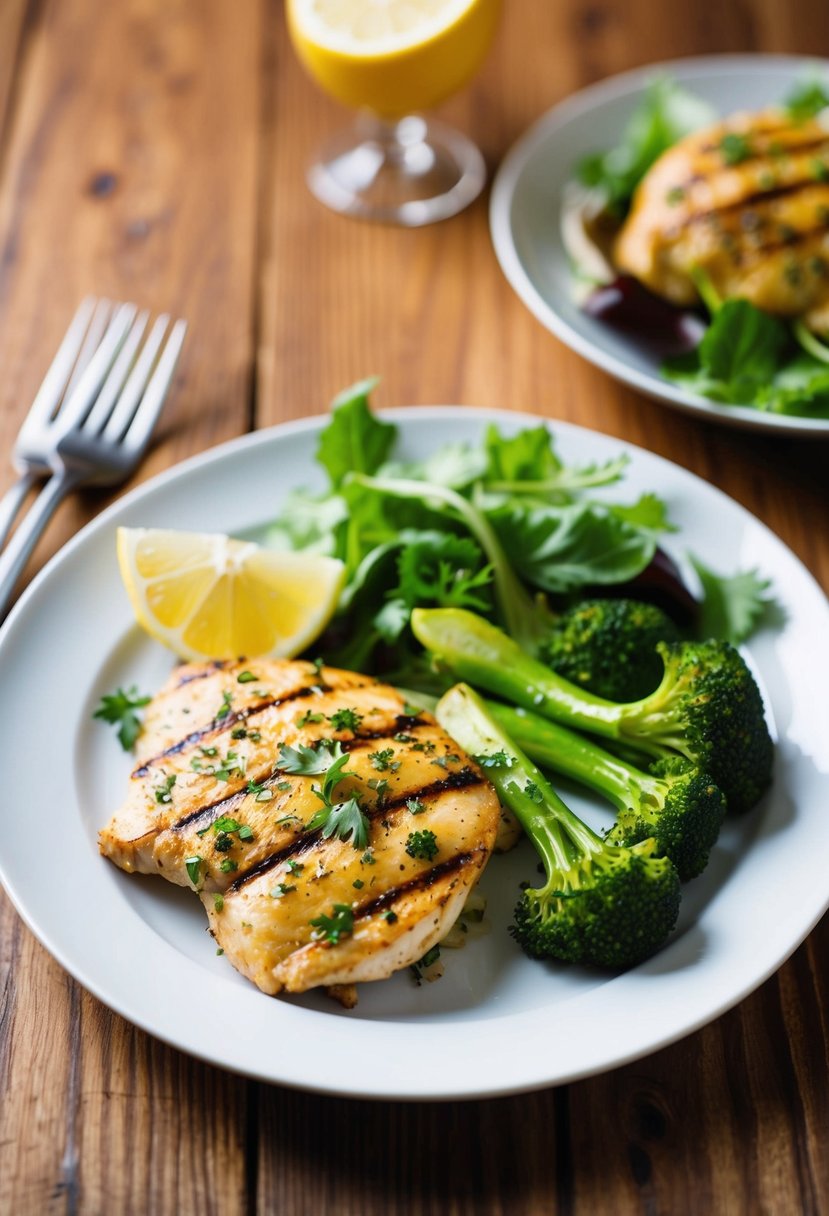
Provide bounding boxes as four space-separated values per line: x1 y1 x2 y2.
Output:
435 684 681 968
412 607 773 814
347 473 554 654
488 703 726 880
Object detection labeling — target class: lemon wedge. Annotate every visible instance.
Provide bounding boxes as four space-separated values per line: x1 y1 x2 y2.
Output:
117 527 346 661
286 0 501 115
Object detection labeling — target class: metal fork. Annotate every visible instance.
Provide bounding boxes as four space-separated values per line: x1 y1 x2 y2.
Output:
0 297 187 617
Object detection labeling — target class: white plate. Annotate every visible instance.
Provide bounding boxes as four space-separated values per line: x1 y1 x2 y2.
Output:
490 55 829 437
1 407 828 1100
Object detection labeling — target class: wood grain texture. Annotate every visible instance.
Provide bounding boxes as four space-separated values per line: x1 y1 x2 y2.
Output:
0 0 828 1213
0 0 261 1211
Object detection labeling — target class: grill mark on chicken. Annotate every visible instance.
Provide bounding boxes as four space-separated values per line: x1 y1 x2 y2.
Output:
131 685 332 776
173 659 231 688
224 768 487 890
699 133 829 163
351 850 478 921
673 178 829 232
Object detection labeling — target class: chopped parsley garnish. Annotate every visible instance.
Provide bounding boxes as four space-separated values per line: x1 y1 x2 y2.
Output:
310 903 354 943
524 780 544 804
402 703 423 718
237 670 257 684
216 690 233 719
394 732 415 743
154 773 176 805
246 778 272 801
92 685 151 751
213 893 224 912
473 750 515 769
368 777 389 805
286 860 304 875
431 753 459 770
276 781 292 792
212 749 246 782
410 944 441 985
361 850 376 866
328 707 363 732
219 858 237 873
270 883 295 898
311 656 328 687
719 132 753 165
368 748 398 772
296 709 324 727
184 856 203 886
277 739 347 777
405 830 438 861
307 796 370 849
406 798 426 815
214 815 242 833
248 731 262 743
231 726 248 740
665 185 685 205
353 878 364 890
383 910 398 924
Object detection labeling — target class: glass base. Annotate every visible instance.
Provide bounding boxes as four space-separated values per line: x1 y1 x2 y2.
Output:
307 114 486 226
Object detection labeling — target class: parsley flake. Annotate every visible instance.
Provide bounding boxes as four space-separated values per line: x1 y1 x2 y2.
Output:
216 690 233 719
184 856 203 886
328 707 363 732
310 903 354 944
405 830 438 861
92 685 151 751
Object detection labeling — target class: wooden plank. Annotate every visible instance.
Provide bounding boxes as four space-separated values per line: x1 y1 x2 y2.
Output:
0 0 261 1210
0 0 29 148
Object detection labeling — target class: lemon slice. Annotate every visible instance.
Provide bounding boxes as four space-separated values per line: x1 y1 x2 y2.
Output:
287 0 500 114
117 527 346 661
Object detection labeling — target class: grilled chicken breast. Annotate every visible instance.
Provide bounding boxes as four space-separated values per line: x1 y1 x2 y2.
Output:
614 108 829 330
100 659 500 996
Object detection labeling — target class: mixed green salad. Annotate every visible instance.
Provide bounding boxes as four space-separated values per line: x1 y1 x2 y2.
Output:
572 75 829 418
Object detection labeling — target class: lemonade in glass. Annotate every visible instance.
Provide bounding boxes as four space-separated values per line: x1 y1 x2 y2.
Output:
286 0 502 224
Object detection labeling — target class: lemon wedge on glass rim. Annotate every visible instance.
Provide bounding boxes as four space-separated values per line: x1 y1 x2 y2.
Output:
116 527 345 661
286 0 501 115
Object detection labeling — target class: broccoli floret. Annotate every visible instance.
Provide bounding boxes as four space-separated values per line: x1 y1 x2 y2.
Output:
412 608 773 815
435 684 681 969
539 598 680 702
490 704 726 880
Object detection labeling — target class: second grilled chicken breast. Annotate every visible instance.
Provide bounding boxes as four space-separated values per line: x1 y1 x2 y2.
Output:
614 107 829 331
100 659 501 996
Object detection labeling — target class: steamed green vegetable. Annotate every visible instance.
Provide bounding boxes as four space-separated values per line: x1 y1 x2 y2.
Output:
435 684 681 968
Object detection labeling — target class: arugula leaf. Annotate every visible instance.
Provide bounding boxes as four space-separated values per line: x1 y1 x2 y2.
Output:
380 442 488 489
784 75 829 122
577 77 715 215
483 423 562 484
487 501 656 593
317 379 396 489
306 796 370 848
93 685 151 750
690 556 773 645
663 300 791 404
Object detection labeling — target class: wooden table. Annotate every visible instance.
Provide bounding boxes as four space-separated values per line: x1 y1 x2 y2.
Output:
2 1 829 1211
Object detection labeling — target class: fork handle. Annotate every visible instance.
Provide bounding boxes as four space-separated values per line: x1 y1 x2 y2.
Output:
0 469 82 620
0 470 42 550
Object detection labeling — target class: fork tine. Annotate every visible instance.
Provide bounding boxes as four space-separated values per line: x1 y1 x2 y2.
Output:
17 297 98 441
82 309 150 434
61 297 114 404
118 318 187 454
53 302 137 438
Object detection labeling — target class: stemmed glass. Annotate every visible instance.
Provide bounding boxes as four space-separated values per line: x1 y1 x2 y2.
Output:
286 0 502 226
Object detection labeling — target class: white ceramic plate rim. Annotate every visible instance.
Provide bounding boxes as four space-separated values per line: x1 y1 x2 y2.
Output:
1 406 828 1101
490 54 829 437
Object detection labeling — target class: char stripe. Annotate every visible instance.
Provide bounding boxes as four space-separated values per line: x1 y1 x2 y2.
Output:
225 768 486 891
677 178 829 232
173 660 230 688
131 684 322 776
352 850 479 922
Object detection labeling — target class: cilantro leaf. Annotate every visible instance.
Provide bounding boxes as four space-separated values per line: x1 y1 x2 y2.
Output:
306 796 370 849
691 556 773 644
93 685 151 750
317 379 396 489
